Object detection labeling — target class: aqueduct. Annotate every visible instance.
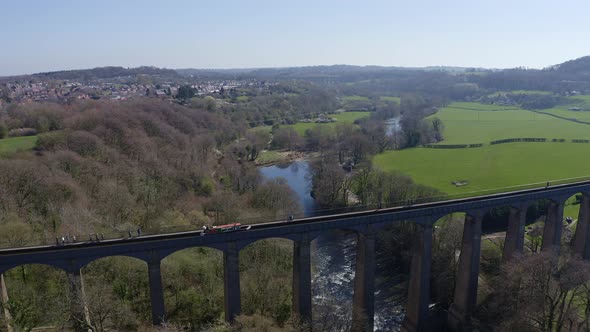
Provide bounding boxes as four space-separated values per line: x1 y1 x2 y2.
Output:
2 181 590 331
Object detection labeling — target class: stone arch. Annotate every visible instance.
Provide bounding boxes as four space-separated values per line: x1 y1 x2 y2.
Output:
540 195 571 252
486 201 531 262
239 237 295 324
159 245 225 327
311 228 360 330
432 211 471 244
364 216 433 331
80 255 151 329
0 260 69 274
235 234 299 251
562 192 585 226
79 253 148 270
159 242 226 262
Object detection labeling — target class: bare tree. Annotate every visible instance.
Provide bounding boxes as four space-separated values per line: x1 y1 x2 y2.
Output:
482 252 590 331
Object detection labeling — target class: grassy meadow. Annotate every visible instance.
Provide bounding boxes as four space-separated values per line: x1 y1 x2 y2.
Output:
373 142 590 196
428 102 590 144
539 107 590 122
256 150 283 164
380 96 401 103
446 102 519 111
487 90 553 97
288 111 371 135
0 136 37 157
248 125 273 135
374 100 590 201
341 95 369 102
536 96 590 121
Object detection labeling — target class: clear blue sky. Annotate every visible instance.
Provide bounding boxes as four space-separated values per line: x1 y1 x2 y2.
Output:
1 0 589 75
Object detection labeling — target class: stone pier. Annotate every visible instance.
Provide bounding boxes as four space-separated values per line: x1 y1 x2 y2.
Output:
351 232 376 332
572 194 590 259
292 236 312 325
148 257 165 325
223 242 241 322
541 200 565 252
503 204 527 262
402 224 433 332
448 212 483 332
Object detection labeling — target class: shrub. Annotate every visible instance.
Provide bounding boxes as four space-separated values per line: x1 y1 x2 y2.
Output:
36 131 68 150
8 127 37 137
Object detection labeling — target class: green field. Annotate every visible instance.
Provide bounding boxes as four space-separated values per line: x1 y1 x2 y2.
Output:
248 125 272 135
569 95 590 105
288 111 371 135
429 102 590 144
380 96 401 103
564 196 581 220
372 99 590 218
537 96 590 121
256 150 283 164
538 107 590 122
341 95 371 109
447 101 519 111
373 142 590 196
0 136 37 157
487 90 553 97
341 95 369 102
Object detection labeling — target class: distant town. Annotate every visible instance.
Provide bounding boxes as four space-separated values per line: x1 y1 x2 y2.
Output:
0 77 272 105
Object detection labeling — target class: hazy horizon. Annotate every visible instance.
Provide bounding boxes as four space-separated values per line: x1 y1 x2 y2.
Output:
2 0 590 76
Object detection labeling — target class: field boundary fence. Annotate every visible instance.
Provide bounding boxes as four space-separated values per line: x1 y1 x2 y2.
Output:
422 137 590 149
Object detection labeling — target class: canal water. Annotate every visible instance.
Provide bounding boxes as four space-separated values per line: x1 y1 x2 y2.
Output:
385 117 401 137
259 158 405 331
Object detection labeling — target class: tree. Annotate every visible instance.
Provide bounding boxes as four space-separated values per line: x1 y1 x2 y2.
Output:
478 252 590 331
232 314 298 332
0 123 6 139
334 123 356 164
240 239 294 325
1 295 40 332
359 119 390 153
0 220 32 248
399 110 441 148
308 155 348 207
352 163 373 206
176 85 196 100
251 178 301 217
346 131 371 165
526 224 544 253
245 130 271 161
80 279 138 332
271 127 302 150
304 126 334 153
431 117 444 142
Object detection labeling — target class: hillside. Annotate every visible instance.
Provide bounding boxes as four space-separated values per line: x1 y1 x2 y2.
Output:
553 56 590 74
3 66 181 82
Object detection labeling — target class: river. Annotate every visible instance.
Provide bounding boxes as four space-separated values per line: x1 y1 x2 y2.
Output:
385 117 401 136
259 158 405 331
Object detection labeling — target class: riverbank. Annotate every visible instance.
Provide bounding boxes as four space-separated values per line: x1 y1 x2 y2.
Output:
255 150 317 166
